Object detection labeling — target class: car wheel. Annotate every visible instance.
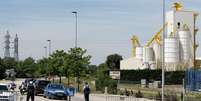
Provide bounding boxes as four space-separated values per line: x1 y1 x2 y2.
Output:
64 96 67 100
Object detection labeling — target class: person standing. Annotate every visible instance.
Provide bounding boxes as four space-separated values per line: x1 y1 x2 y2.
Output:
83 82 90 101
26 80 35 101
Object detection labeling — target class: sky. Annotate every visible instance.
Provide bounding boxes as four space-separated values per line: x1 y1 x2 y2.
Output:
0 0 200 65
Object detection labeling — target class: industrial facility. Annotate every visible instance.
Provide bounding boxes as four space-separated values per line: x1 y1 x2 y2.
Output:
4 30 19 61
120 3 200 71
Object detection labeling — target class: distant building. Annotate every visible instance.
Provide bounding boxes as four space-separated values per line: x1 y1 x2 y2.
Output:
4 31 11 58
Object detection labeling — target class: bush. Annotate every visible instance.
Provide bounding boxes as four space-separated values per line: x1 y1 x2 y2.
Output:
155 91 161 100
135 90 143 98
0 67 6 80
165 93 178 101
95 75 117 94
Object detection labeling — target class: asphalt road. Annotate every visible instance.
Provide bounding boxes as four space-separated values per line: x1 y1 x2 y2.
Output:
0 79 99 101
1 79 154 101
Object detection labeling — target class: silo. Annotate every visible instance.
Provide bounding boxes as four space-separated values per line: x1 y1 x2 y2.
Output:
153 43 162 61
143 47 154 63
165 38 180 63
178 29 191 63
136 47 143 60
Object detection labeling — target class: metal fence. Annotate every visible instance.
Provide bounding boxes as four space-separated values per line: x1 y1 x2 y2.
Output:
105 95 155 101
185 69 201 91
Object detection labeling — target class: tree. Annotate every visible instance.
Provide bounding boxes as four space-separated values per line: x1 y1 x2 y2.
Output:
3 57 17 69
96 63 117 94
0 58 6 80
48 50 67 83
16 57 37 78
36 58 49 77
87 65 98 77
106 54 123 70
66 47 91 91
63 54 73 87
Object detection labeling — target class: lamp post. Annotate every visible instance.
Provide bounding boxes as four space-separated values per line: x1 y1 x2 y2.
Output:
47 40 51 56
72 11 79 92
162 0 166 101
44 46 48 80
44 46 47 58
72 11 78 48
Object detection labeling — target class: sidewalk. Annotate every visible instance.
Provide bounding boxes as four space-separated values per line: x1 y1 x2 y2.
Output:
72 93 105 101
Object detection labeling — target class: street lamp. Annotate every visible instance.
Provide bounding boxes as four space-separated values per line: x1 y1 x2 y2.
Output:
72 11 78 48
44 46 47 58
47 40 51 56
162 0 166 101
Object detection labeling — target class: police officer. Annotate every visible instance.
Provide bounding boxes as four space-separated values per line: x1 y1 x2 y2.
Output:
26 80 35 101
83 82 90 101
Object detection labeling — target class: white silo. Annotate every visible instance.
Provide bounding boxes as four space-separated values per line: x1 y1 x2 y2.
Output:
153 43 162 61
143 47 154 63
164 38 180 63
166 3 198 67
178 25 192 67
136 47 143 60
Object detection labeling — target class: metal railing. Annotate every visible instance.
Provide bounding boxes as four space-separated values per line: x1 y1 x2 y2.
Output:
105 95 155 101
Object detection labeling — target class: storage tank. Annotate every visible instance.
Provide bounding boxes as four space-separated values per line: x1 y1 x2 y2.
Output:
136 47 143 60
178 28 191 63
153 43 162 61
143 47 154 63
165 38 180 63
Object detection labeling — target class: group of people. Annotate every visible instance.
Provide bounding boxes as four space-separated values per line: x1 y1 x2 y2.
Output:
19 79 35 101
19 79 91 101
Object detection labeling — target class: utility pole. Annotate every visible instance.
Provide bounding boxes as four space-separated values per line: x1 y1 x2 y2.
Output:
162 0 166 101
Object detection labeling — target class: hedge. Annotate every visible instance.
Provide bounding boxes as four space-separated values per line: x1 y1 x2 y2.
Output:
120 69 184 84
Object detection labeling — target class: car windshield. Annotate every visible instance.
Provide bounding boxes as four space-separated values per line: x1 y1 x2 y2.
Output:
49 84 64 90
0 85 8 91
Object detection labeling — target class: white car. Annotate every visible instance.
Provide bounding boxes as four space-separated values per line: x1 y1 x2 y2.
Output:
0 83 16 101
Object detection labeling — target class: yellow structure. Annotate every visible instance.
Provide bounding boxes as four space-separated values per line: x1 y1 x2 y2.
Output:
145 23 167 47
131 35 140 57
172 2 182 11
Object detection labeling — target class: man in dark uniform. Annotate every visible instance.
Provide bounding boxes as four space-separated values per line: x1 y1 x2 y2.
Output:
26 80 35 101
83 82 90 101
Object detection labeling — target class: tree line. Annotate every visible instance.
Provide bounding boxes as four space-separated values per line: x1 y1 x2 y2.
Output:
0 47 123 92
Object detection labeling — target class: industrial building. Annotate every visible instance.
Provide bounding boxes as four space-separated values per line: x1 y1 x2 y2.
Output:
120 3 200 71
4 30 19 61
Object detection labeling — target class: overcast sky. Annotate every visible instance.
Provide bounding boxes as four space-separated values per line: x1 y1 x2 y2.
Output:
0 0 200 65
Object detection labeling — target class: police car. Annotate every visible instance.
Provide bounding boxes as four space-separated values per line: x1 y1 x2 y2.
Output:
0 83 16 101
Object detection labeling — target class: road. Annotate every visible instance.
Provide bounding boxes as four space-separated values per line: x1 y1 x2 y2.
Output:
1 79 105 101
1 79 154 101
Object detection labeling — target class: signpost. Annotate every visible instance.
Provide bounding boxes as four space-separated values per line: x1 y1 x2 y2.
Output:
109 71 120 80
